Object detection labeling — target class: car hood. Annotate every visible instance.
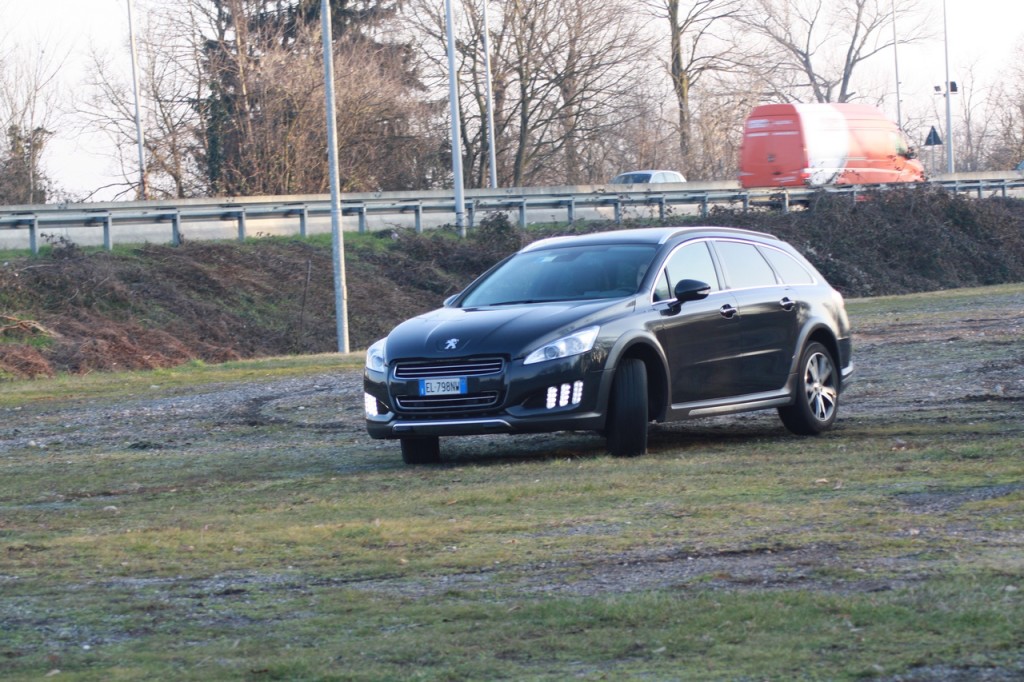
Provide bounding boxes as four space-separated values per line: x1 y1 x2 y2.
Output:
383 299 630 360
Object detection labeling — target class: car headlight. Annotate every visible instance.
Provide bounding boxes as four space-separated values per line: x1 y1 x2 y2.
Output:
524 326 599 365
365 339 387 371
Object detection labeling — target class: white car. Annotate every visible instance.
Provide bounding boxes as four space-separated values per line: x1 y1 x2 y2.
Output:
610 170 686 184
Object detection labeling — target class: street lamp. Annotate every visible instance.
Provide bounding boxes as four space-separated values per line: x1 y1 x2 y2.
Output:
127 0 147 199
321 0 350 354
891 0 902 131
941 0 955 173
481 1 498 189
933 80 957 173
445 0 467 234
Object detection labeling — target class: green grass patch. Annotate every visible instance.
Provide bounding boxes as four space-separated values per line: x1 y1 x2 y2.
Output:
1 285 1023 679
0 352 362 407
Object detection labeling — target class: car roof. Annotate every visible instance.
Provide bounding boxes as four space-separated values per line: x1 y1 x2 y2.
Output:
614 170 679 175
522 226 778 252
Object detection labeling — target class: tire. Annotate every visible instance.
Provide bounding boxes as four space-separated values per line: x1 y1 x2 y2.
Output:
778 342 839 435
400 436 441 465
606 358 649 457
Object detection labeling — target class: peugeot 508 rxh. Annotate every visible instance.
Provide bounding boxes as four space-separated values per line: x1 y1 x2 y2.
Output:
364 227 853 464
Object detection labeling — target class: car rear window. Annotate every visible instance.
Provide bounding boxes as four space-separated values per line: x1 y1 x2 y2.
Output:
714 241 778 289
760 247 815 285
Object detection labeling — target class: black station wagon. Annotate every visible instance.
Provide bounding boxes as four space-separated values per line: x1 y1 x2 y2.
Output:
364 227 853 464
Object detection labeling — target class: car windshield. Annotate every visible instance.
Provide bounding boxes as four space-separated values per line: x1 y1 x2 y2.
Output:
458 243 659 307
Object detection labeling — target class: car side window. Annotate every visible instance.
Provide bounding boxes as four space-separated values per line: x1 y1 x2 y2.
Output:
714 241 777 289
653 271 671 301
654 242 719 301
760 247 815 285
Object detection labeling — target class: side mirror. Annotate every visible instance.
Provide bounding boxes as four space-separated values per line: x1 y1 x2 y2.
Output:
443 294 459 307
674 279 712 303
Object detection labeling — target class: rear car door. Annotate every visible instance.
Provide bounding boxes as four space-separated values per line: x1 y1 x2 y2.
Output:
711 240 800 395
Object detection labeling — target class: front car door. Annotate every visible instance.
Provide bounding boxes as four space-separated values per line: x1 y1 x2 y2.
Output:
649 240 743 403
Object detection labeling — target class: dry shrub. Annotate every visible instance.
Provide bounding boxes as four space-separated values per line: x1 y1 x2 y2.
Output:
0 190 1021 379
704 187 1024 296
0 345 54 379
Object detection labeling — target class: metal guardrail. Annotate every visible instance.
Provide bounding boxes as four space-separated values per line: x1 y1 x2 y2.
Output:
2 173 1022 254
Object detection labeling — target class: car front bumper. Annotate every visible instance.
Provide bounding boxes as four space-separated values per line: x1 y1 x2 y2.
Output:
364 353 610 440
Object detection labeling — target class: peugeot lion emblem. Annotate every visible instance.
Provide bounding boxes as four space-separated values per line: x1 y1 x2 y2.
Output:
444 338 460 350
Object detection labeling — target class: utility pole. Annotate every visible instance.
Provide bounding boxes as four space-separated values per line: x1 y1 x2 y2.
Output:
127 0 148 199
942 0 955 173
445 0 467 234
321 0 350 353
482 1 498 189
891 0 902 130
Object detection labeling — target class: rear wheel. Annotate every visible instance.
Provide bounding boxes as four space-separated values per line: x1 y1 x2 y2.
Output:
778 342 839 435
400 436 441 465
606 358 649 457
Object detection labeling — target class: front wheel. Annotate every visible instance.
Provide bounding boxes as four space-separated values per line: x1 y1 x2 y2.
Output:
606 358 649 457
778 342 839 435
400 436 441 465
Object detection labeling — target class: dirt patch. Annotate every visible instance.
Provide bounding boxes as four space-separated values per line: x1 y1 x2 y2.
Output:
895 484 1024 515
4 286 1022 563
339 543 935 600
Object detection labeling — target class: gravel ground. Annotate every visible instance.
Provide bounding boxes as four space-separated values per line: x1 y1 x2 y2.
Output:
4 288 1021 458
3 287 1023 679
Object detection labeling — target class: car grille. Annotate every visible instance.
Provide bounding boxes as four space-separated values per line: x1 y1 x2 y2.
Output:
394 358 504 379
393 357 505 413
395 392 501 410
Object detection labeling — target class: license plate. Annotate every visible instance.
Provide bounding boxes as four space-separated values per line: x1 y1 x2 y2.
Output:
420 377 467 396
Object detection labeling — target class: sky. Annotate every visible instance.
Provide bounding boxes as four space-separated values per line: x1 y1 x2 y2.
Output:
4 0 1024 203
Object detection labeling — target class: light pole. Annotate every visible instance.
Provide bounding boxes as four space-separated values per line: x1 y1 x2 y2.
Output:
942 0 954 173
891 0 902 130
481 1 498 189
445 0 467 234
127 0 147 199
321 0 350 354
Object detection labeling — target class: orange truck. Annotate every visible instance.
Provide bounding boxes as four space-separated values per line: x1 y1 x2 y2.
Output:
738 103 925 189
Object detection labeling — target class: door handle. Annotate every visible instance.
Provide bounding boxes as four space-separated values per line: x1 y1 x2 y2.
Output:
780 297 795 311
719 304 738 319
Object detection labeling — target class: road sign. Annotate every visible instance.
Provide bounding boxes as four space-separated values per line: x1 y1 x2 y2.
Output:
924 126 943 146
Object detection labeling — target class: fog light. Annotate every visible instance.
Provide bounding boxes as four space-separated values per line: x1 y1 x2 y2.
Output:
364 393 379 417
572 380 583 404
544 382 585 409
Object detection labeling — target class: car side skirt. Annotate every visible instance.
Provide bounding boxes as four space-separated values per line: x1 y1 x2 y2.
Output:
664 389 793 421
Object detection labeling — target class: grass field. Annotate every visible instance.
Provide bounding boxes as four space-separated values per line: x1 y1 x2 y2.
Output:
1 285 1022 680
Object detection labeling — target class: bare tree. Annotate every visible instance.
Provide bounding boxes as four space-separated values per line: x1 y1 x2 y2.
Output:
194 0 440 195
642 0 745 167
0 31 65 204
531 0 656 184
80 0 443 198
948 64 999 173
405 0 655 188
985 40 1024 171
738 0 929 104
79 2 209 200
688 71 769 180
